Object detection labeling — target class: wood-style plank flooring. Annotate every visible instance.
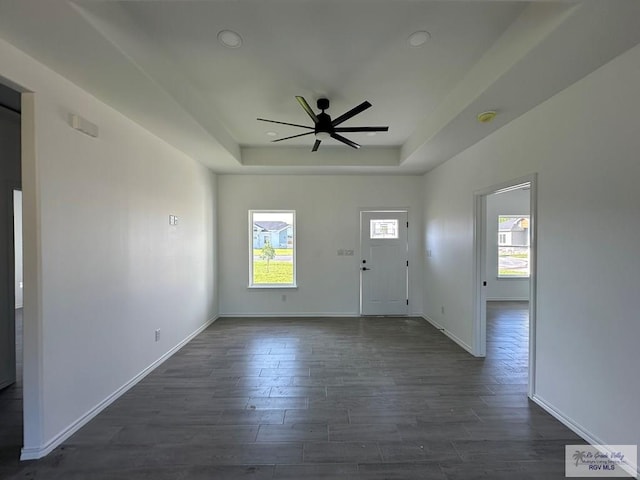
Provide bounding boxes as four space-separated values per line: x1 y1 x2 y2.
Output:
0 308 22 476
0 302 584 479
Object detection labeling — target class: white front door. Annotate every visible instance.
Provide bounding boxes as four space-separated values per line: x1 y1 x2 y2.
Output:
360 211 408 315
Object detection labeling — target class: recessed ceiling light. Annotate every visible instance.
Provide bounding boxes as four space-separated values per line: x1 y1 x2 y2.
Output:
218 30 243 48
266 131 278 137
408 31 431 47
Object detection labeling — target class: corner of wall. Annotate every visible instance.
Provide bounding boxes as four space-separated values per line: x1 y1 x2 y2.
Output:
19 91 45 456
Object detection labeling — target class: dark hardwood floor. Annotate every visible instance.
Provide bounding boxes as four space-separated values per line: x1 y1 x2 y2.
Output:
0 308 22 475
1 303 585 479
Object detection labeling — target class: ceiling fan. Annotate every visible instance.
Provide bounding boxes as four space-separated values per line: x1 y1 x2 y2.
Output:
258 96 389 152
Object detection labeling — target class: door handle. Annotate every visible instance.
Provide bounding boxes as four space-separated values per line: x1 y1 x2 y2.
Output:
361 267 370 271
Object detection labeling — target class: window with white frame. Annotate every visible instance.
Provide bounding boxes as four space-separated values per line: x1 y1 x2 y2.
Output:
249 210 296 287
498 215 530 278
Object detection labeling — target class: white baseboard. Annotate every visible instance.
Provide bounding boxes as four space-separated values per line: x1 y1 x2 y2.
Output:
531 394 638 479
421 314 473 354
531 394 605 445
219 312 360 318
486 297 529 302
20 315 218 461
220 312 425 318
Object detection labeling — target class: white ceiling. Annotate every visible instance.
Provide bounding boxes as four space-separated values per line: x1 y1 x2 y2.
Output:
1 0 640 174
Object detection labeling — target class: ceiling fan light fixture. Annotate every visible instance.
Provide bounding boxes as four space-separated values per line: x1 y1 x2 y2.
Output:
315 131 331 141
408 31 431 47
217 30 243 48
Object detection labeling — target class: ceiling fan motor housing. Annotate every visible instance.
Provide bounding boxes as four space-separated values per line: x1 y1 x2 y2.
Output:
316 112 333 135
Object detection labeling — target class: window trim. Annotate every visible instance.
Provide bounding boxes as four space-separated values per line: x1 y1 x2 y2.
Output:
248 209 297 289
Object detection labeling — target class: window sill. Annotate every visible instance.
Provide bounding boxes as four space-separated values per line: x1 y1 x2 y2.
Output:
496 276 530 280
248 284 298 289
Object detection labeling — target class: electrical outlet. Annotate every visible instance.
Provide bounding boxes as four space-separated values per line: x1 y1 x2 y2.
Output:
281 294 287 302
337 249 344 256
155 329 161 342
441 306 445 315
345 249 354 256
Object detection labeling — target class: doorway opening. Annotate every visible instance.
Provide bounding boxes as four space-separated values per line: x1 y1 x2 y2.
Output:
473 175 537 398
359 209 409 316
0 81 23 460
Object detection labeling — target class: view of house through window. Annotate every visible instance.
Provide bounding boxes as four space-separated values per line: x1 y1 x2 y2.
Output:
370 219 399 239
250 210 296 287
498 215 530 277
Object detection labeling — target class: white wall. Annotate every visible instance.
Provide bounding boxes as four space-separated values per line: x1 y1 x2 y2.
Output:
485 188 529 301
218 175 423 316
422 43 640 449
0 38 218 458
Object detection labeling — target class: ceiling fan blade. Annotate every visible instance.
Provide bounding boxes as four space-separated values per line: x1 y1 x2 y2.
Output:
295 96 319 124
331 101 372 127
331 133 360 149
271 131 314 143
333 126 389 132
312 139 321 152
257 118 314 129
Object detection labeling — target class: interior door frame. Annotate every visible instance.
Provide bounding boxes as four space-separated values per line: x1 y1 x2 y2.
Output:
358 208 409 316
472 173 537 398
